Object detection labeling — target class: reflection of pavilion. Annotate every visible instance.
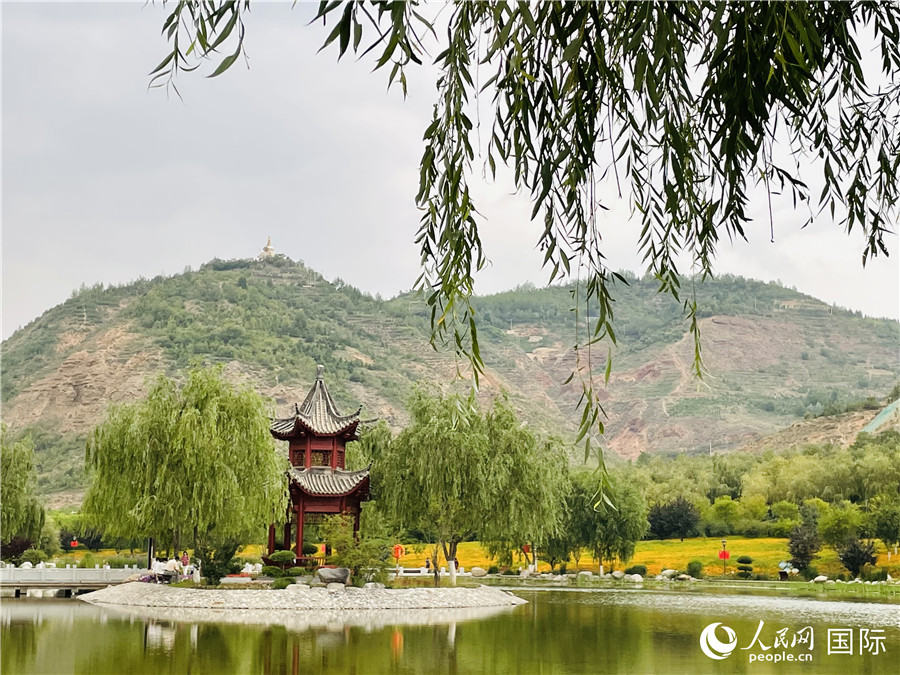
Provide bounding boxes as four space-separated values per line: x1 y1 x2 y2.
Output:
266 366 370 555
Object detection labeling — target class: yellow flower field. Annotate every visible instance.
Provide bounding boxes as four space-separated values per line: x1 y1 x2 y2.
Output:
53 538 900 579
374 538 900 578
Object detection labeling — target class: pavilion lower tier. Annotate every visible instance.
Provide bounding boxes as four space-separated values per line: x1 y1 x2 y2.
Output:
267 497 362 555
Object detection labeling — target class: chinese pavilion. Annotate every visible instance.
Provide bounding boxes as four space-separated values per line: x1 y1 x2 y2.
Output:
266 365 370 555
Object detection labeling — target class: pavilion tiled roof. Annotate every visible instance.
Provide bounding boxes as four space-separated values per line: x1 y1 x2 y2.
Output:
270 365 361 437
288 466 370 497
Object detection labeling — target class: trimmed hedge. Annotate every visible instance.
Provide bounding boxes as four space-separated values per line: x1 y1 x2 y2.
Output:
269 550 296 565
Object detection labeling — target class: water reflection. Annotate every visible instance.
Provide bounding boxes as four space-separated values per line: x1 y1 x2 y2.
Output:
97 602 518 633
2 591 898 674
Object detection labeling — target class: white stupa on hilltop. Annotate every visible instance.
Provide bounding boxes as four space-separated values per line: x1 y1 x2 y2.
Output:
259 236 275 259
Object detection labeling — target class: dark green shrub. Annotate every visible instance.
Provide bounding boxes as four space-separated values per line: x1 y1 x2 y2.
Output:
736 555 753 565
269 550 296 567
196 541 241 585
739 521 767 538
487 565 500 574
271 577 293 589
769 520 799 538
287 567 306 576
624 564 647 576
302 543 319 556
261 565 284 578
801 565 819 581
838 539 877 577
20 549 47 566
557 564 566 575
861 564 887 582
686 560 704 578
103 555 140 568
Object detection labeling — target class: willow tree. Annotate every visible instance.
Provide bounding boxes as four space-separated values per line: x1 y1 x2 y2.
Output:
150 1 900 459
83 367 287 558
1 425 44 547
577 470 649 571
379 389 567 585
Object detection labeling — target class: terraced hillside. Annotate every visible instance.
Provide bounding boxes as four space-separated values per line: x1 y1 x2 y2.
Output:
1 256 897 502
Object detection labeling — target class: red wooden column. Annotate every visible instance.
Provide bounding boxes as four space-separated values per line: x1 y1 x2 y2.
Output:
295 504 304 555
267 524 276 554
282 518 291 551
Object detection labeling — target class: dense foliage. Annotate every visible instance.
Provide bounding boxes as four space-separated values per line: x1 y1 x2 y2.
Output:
82 367 288 554
320 510 392 586
648 497 700 541
376 389 569 584
0 425 44 548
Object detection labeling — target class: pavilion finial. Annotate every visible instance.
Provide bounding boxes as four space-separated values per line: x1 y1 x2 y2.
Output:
316 364 325 380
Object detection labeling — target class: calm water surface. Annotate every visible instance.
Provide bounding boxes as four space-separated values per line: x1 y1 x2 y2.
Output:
2 588 899 674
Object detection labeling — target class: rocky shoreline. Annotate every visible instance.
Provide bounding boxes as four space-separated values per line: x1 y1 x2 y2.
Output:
79 581 527 611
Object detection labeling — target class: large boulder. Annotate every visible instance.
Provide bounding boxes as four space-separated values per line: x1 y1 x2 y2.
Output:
660 569 677 579
470 567 488 578
316 567 350 585
676 574 693 581
626 574 643 583
813 575 828 583
611 570 625 580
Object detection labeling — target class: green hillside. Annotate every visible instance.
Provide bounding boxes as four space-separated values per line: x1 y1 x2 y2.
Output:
1 256 897 502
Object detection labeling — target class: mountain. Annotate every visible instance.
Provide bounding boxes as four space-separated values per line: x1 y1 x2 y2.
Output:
2 256 897 505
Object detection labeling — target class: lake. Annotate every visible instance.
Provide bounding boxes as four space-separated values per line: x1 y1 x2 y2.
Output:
3 588 899 674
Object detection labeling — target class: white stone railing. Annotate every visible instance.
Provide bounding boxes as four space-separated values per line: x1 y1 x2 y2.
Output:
390 567 472 578
0 565 148 585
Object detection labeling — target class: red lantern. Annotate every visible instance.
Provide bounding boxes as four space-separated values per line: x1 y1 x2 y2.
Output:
392 544 405 559
522 544 531 554
70 539 78 549
718 550 730 560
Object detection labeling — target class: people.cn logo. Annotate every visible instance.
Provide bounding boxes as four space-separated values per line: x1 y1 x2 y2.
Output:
700 623 738 660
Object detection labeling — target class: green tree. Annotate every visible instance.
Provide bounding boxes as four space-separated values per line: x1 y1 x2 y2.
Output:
581 471 649 570
320 509 392 586
647 497 700 541
819 501 864 551
151 1 900 453
771 500 800 523
1 425 44 548
788 506 821 572
704 495 742 535
869 499 900 555
378 390 567 585
838 538 877 578
82 367 287 560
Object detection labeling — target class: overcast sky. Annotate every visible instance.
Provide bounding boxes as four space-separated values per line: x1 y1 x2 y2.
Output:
2 2 898 341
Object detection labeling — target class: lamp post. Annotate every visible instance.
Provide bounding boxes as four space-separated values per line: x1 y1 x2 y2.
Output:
721 539 727 576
